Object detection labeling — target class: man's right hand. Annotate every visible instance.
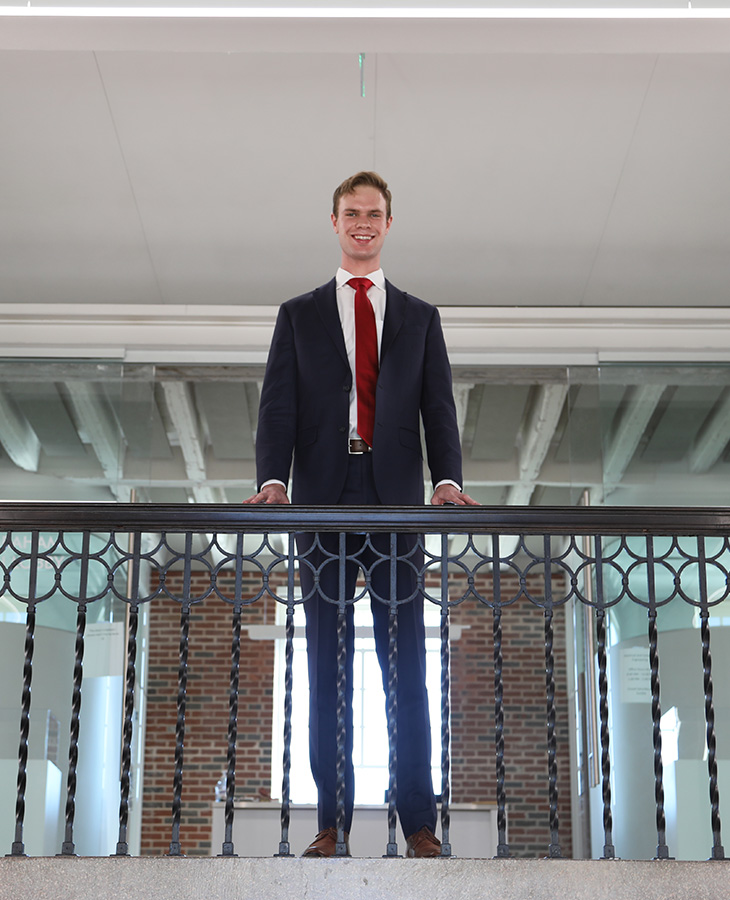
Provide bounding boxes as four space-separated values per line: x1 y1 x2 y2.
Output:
243 483 290 505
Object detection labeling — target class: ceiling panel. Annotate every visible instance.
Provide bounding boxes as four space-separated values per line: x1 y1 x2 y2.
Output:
378 53 657 307
1 40 728 308
584 54 730 306
0 51 159 304
90 50 378 305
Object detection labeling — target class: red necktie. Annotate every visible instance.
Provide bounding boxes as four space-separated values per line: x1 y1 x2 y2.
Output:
348 277 377 447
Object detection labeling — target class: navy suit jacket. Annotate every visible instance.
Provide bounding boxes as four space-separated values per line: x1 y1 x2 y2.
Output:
256 278 463 506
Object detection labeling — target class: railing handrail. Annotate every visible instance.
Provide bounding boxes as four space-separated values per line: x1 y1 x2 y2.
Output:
1 502 729 535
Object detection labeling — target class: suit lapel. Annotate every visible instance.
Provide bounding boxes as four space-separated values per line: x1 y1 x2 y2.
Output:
381 280 406 363
313 279 349 367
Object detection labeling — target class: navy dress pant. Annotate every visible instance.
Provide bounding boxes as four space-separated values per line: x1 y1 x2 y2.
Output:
297 453 437 839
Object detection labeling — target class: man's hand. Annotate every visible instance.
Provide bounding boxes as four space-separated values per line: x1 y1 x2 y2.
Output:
430 483 479 506
243 483 290 505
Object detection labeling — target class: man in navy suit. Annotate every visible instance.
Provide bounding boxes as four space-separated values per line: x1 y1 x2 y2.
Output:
245 172 476 857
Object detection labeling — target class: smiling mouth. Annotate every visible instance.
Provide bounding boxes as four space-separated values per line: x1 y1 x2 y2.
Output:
352 234 374 242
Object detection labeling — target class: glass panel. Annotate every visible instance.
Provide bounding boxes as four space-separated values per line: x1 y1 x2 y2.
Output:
0 359 260 505
0 359 126 502
597 363 730 507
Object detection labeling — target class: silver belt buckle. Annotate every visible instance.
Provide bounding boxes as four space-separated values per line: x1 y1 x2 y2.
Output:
349 439 370 455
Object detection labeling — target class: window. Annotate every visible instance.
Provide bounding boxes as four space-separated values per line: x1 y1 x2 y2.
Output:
271 598 444 805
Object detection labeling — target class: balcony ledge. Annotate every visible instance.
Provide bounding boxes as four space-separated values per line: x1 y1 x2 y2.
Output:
1 856 728 900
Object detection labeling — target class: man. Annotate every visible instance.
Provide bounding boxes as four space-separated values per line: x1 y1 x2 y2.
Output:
245 172 477 858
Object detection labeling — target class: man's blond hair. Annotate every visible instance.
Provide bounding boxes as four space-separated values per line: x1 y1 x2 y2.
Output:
332 171 392 219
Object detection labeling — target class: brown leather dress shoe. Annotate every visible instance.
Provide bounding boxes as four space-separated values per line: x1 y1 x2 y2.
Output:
406 826 442 858
301 827 351 858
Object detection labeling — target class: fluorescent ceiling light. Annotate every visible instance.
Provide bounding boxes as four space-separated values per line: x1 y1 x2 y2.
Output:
1 6 730 19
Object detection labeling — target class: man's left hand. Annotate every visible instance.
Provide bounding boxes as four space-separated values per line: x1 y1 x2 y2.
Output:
430 484 479 506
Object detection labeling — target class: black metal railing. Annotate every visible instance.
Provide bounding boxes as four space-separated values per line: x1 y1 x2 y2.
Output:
1 503 729 861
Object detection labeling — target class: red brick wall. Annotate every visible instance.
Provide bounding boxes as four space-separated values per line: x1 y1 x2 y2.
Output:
141 567 572 858
141 571 277 856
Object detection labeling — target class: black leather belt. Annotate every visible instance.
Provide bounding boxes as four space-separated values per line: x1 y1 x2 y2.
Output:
348 439 372 454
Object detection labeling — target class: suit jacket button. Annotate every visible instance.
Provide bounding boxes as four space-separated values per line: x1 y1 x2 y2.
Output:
338 426 346 433
343 384 350 391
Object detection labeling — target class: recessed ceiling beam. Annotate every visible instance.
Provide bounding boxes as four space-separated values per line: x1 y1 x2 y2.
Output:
506 383 568 506
689 390 730 473
452 383 473 443
602 384 665 490
162 381 224 504
65 381 128 500
0 388 41 472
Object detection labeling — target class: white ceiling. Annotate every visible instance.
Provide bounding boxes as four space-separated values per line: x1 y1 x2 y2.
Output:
1 10 729 310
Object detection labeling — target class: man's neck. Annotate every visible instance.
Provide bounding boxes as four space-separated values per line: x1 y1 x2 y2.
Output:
340 254 382 276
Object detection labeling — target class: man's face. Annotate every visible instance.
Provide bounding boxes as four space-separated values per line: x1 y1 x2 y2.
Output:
331 185 392 271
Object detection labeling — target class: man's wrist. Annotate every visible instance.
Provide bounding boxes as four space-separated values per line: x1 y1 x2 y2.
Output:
260 479 287 491
434 479 462 492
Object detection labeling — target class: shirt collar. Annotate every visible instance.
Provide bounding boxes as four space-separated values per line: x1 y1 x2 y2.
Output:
336 267 386 292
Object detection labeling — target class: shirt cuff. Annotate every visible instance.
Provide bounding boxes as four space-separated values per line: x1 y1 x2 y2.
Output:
434 479 462 492
260 479 287 491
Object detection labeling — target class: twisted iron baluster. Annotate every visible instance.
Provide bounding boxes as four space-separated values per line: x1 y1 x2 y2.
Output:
11 602 36 857
10 530 40 857
595 609 615 858
276 602 296 857
168 533 194 856
114 530 142 857
384 606 399 857
60 601 87 856
593 535 615 858
646 537 670 859
222 530 248 856
493 607 509 857
58 530 91 857
543 535 562 858
383 532 400 858
334 531 349 856
701 611 725 860
439 607 452 857
544 607 562 857
276 533 296 858
220 600 242 857
697 535 725 860
114 603 138 856
492 535 509 857
168 601 190 856
438 532 452 858
648 607 669 858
